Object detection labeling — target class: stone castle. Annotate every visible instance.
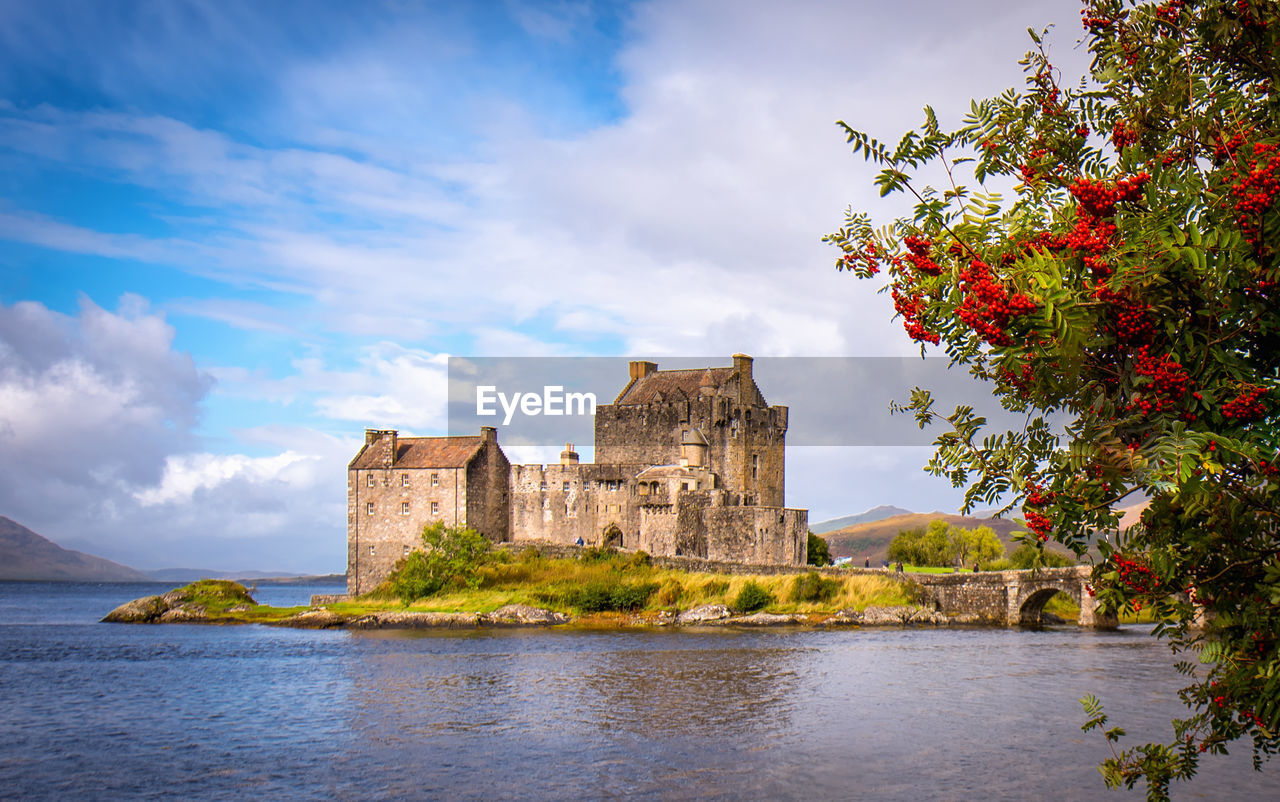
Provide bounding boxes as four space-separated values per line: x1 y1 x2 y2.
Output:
346 354 808 594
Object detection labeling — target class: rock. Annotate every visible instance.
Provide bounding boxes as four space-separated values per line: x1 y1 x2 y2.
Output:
157 604 208 623
860 605 949 625
483 604 570 626
676 604 731 624
819 608 865 626
353 611 482 629
102 595 169 623
731 612 801 626
275 609 347 628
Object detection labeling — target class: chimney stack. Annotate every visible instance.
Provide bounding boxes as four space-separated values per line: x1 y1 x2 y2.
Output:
560 443 579 465
733 354 753 403
629 360 658 381
480 426 497 443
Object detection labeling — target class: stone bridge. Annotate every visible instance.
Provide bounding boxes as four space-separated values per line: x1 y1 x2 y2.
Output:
908 565 1117 628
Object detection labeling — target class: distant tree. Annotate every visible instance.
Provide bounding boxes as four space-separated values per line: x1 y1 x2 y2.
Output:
1008 543 1075 570
950 524 1005 568
890 520 1005 567
806 532 832 566
390 522 490 604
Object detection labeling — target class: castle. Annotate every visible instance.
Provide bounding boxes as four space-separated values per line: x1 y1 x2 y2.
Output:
346 354 809 594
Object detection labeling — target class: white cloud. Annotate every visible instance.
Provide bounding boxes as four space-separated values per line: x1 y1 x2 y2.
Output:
132 451 320 507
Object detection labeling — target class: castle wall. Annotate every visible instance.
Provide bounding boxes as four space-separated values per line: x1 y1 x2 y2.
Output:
467 435 511 544
702 506 808 565
509 463 650 547
347 465 467 595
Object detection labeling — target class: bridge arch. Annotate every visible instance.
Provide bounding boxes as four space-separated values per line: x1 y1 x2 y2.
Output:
1016 587 1073 625
909 566 1117 629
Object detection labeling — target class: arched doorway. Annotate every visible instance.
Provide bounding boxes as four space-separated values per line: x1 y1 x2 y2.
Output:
602 523 623 549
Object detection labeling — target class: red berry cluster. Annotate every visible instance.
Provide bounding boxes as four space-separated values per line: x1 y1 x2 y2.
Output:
1023 479 1056 537
1068 173 1150 217
902 235 944 276
1219 141 1280 253
1155 0 1185 27
1024 510 1053 541
1080 4 1115 31
840 242 881 276
891 284 939 345
1129 346 1193 415
956 259 1038 346
998 361 1034 398
1112 120 1138 150
1222 384 1269 421
1211 129 1251 164
1075 125 1090 138
1111 554 1161 594
1094 285 1155 347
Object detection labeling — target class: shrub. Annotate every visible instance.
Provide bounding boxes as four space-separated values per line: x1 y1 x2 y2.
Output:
628 550 652 569
790 571 838 603
732 581 773 613
570 581 658 612
806 532 832 566
390 522 490 604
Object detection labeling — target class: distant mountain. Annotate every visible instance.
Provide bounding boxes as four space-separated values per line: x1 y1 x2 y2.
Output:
0 516 152 582
810 505 916 534
821 512 1030 563
146 568 341 584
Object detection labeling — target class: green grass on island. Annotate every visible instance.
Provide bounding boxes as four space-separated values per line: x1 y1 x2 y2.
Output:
338 546 914 619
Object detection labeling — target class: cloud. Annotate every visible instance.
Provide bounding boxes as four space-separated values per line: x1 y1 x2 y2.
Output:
0 297 351 572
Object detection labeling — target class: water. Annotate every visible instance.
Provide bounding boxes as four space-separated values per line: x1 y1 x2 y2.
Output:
0 582 1273 800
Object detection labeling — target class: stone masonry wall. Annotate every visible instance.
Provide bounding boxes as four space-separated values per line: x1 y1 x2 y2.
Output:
347 465 467 595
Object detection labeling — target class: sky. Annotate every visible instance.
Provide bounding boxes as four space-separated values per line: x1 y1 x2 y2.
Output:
0 0 1093 573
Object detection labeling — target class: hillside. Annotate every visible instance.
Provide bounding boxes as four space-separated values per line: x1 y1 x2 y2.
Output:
820 512 1029 564
810 505 914 534
0 516 151 582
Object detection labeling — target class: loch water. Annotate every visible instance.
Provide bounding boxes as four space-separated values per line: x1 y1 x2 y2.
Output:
0 581 1274 800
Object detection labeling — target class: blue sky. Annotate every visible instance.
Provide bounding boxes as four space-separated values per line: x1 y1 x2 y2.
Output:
0 0 1089 572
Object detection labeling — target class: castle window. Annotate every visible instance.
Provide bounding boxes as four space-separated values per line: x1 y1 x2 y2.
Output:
367 473 376 487
401 474 410 487
431 501 440 515
431 473 439 487
366 502 374 515
369 545 375 555
752 454 759 480
541 481 548 491
401 502 410 515
403 545 410 555
562 481 570 491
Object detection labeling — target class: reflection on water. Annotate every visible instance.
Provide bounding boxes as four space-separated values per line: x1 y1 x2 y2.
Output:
0 583 1273 800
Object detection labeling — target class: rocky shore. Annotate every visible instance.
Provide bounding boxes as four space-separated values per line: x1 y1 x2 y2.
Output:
103 590 988 630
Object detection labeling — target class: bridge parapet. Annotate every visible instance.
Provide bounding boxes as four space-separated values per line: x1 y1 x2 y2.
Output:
908 565 1117 628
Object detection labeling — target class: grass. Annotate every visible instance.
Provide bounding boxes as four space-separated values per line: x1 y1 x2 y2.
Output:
355 549 913 616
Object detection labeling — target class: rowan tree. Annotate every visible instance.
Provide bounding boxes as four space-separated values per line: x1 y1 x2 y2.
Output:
826 1 1279 796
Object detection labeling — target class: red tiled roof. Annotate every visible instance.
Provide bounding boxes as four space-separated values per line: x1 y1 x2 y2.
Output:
616 367 735 404
350 436 482 469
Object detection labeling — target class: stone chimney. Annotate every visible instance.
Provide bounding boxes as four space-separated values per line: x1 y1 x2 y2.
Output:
629 360 658 381
560 443 579 465
733 354 753 403
363 429 397 468
480 426 497 443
